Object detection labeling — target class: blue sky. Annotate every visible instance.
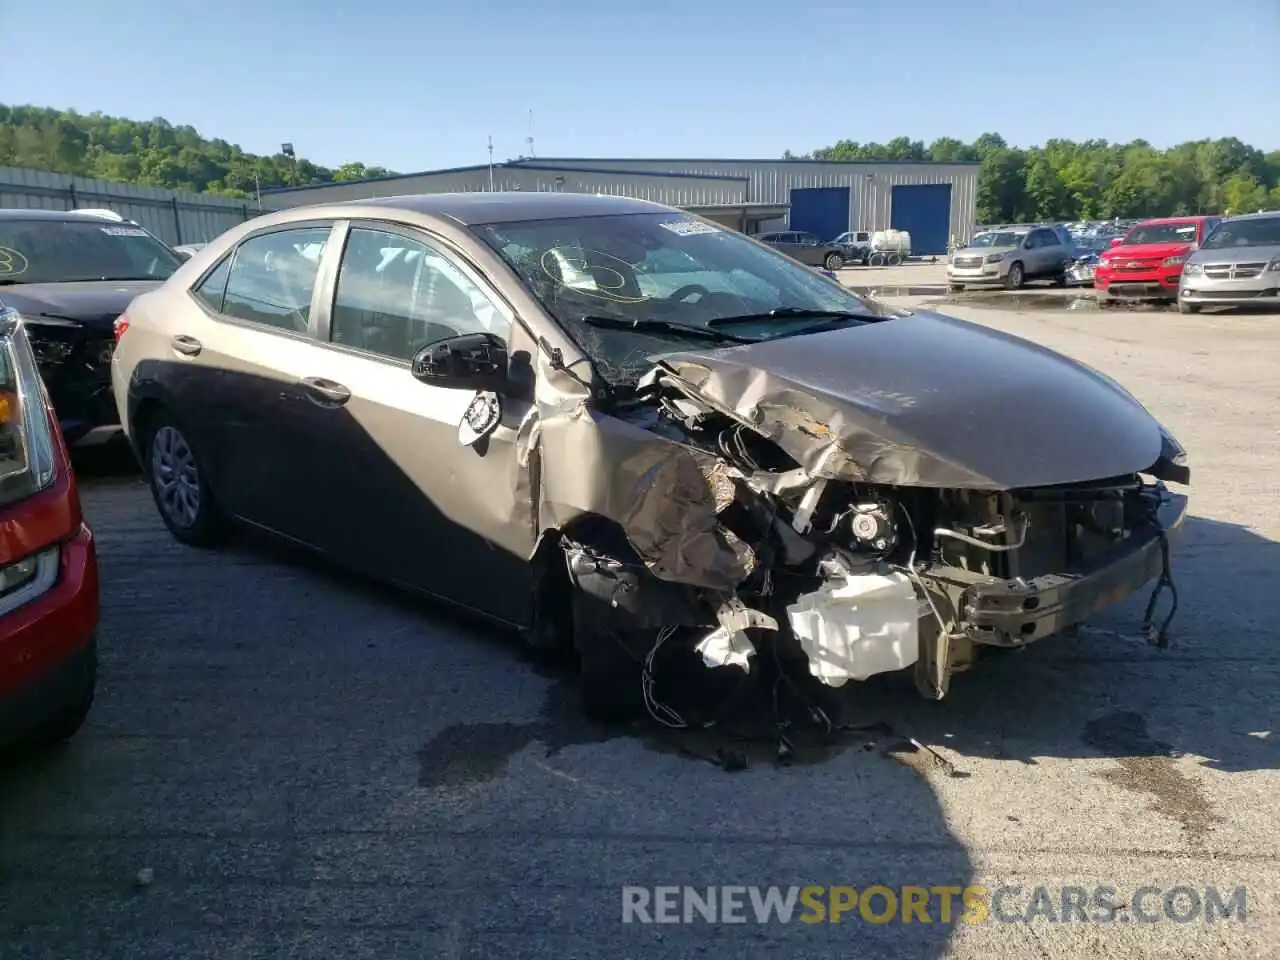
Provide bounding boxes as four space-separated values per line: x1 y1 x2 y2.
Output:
2 0 1277 172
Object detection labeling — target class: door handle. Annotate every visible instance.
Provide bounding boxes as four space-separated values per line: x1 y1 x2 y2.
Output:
299 376 351 406
171 335 202 357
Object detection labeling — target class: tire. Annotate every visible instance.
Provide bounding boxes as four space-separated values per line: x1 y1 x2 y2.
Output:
1004 261 1025 290
869 252 886 267
887 253 903 266
142 410 228 546
823 252 843 271
578 636 644 723
948 283 965 293
1177 300 1200 315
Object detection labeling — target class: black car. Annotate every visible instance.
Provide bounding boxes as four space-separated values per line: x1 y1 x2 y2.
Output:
0 210 183 444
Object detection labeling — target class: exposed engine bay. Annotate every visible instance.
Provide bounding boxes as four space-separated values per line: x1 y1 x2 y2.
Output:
557 361 1188 724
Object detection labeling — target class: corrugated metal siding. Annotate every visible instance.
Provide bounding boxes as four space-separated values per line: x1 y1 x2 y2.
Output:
0 165 263 245
515 159 980 241
266 167 747 209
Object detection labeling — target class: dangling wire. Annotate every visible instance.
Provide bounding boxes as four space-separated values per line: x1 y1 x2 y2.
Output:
642 626 688 728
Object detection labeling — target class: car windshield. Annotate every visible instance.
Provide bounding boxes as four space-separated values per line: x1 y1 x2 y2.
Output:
970 232 1024 247
1200 216 1280 249
1123 222 1198 245
473 212 895 385
0 218 182 285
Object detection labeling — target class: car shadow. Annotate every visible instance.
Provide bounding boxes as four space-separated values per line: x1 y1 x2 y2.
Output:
21 388 976 958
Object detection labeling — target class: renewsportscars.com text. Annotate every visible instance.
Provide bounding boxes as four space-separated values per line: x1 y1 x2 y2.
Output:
621 885 1247 925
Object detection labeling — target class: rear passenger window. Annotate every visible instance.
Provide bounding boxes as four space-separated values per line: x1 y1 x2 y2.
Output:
221 226 332 333
192 255 231 312
330 227 510 362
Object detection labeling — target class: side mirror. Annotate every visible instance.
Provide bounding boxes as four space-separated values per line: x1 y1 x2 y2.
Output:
411 332 508 393
1110 237 1124 248
173 248 193 262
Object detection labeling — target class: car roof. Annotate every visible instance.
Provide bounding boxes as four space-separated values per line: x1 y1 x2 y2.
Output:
1134 216 1210 225
0 208 130 222
324 191 673 226
1222 210 1280 222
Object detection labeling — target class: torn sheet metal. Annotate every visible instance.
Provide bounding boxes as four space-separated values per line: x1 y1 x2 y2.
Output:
652 311 1169 490
516 345 754 591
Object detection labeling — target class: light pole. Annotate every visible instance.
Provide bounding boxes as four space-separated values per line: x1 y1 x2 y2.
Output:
281 142 297 186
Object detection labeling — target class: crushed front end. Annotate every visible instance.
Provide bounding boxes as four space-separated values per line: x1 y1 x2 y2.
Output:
551 356 1190 719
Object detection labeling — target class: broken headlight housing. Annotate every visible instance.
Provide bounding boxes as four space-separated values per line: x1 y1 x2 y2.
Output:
0 306 58 508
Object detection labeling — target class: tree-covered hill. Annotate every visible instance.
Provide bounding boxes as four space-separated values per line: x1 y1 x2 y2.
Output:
2 103 1277 224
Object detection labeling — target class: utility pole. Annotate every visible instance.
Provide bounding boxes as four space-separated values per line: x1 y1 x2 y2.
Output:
488 136 495 190
525 111 535 159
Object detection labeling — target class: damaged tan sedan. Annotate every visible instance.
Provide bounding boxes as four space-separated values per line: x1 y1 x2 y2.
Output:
110 194 1190 719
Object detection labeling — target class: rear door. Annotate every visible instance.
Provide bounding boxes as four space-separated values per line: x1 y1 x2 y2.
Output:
177 221 340 541
290 220 537 624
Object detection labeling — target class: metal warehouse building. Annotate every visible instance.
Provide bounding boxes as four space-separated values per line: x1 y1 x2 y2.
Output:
264 157 980 256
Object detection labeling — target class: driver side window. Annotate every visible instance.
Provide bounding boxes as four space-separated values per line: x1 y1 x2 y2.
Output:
330 226 511 362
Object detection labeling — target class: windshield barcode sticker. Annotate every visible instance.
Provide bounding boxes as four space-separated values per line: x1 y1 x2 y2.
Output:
658 219 720 237
100 226 150 237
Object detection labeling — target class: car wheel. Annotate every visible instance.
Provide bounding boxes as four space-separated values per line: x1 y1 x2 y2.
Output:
823 252 843 271
144 411 227 546
887 253 903 266
948 283 965 293
1177 300 1200 314
1004 262 1025 290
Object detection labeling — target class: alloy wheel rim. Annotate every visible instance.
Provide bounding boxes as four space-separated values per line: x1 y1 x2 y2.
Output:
151 425 201 528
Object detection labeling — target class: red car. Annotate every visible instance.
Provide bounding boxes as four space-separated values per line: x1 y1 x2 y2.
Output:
1095 216 1223 303
0 303 99 755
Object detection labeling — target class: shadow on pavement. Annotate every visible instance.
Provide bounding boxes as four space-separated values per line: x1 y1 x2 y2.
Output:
3 417 975 958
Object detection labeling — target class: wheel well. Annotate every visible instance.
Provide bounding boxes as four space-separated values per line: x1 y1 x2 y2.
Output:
130 398 167 448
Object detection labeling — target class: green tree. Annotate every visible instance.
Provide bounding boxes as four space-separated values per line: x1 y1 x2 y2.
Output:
0 103 400 199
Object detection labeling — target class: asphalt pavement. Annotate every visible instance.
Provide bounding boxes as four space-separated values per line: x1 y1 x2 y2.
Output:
2 290 1278 959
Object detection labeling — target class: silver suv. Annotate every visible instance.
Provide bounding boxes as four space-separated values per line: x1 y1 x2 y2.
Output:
1178 212 1280 314
948 225 1072 291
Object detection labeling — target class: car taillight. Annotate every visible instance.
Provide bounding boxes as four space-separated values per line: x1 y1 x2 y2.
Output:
0 307 57 507
113 315 130 342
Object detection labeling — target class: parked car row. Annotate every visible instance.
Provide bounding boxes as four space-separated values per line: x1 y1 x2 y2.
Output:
0 194 1195 744
1092 211 1280 312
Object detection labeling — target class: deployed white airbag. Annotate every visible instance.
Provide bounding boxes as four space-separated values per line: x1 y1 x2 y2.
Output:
786 570 922 686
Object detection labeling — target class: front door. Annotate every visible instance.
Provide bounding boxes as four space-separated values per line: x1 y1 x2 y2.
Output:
295 222 537 625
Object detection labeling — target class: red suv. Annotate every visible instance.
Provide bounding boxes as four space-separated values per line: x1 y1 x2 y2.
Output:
1095 216 1222 303
0 303 99 755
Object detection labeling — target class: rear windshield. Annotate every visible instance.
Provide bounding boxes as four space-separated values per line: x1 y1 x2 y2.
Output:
1200 216 1280 250
0 219 182 285
1124 222 1198 245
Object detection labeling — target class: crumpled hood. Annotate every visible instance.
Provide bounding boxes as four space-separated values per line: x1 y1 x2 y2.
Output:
0 280 161 331
655 310 1166 490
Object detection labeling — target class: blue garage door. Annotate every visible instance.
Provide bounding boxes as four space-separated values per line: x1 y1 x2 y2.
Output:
889 183 952 255
789 187 850 241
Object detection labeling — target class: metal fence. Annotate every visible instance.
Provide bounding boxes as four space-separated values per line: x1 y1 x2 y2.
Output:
0 165 269 246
